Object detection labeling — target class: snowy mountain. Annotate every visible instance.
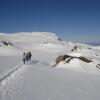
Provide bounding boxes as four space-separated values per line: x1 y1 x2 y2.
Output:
0 32 100 100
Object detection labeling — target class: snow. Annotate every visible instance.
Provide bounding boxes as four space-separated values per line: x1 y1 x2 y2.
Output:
69 52 83 57
0 46 21 56
0 32 100 100
92 46 100 50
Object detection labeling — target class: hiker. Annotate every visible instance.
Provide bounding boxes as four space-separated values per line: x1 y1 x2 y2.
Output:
23 52 26 64
25 51 32 62
27 51 32 61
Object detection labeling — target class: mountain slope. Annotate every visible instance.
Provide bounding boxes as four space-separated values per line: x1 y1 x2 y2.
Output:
0 32 100 100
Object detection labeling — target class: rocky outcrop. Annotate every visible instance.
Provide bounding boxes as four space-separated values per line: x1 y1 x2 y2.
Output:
53 54 92 67
55 55 69 64
78 57 92 63
71 46 78 51
96 64 100 69
1 41 8 46
1 41 13 46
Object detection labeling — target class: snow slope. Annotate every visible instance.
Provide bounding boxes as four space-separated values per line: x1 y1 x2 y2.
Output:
0 32 100 100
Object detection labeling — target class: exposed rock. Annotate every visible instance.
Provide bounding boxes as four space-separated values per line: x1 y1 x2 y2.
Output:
1 41 8 46
98 64 100 66
55 54 68 64
53 54 92 67
52 54 70 67
96 64 100 69
1 41 13 46
65 57 73 63
57 38 62 41
79 56 92 63
8 42 13 46
88 47 92 50
71 46 78 51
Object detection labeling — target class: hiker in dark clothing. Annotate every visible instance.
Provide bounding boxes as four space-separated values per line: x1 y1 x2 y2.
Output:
28 51 32 61
23 52 26 64
22 51 32 64
25 51 32 62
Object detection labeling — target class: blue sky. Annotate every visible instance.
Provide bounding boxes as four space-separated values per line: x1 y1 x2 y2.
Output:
0 0 100 42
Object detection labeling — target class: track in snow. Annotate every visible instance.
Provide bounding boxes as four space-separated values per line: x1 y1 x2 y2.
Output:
0 63 23 83
0 60 40 83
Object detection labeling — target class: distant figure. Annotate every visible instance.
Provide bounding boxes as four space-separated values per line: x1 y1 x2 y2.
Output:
23 52 26 64
27 51 32 61
22 51 32 64
25 51 32 63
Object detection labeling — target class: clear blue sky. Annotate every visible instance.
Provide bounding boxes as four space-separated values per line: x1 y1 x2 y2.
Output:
0 0 100 42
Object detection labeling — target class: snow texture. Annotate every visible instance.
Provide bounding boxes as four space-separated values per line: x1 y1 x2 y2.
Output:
0 32 100 100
